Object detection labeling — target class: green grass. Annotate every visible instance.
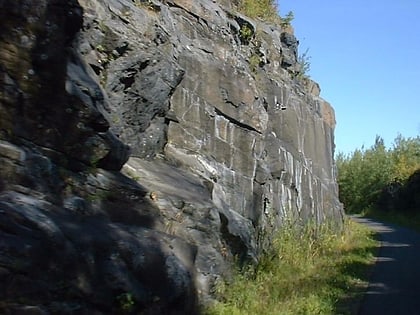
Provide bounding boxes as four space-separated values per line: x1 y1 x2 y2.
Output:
205 219 377 315
364 208 420 232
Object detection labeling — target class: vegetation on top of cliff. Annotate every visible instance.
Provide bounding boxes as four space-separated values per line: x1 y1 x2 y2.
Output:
234 1 312 79
236 0 293 27
205 219 376 314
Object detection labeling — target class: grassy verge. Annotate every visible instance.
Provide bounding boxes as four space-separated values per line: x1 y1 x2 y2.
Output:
364 208 420 232
205 219 377 315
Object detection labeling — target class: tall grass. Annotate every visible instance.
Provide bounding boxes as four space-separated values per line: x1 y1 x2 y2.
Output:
206 219 377 315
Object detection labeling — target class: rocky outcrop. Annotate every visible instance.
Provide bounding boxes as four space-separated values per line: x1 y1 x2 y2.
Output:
0 0 343 313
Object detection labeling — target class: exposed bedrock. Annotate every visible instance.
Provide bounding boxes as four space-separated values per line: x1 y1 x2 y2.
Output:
0 0 343 313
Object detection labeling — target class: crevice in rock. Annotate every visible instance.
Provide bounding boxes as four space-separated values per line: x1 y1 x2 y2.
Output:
167 1 201 23
233 16 255 45
214 108 261 134
138 59 150 72
120 73 136 90
115 42 130 56
219 212 248 264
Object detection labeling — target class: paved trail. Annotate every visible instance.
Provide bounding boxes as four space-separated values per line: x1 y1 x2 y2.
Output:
352 216 420 315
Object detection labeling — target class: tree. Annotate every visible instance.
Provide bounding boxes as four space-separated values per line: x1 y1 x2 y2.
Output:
336 135 420 214
391 134 420 182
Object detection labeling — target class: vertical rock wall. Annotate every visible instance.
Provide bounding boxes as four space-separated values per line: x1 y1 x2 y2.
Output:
76 0 344 301
0 0 344 313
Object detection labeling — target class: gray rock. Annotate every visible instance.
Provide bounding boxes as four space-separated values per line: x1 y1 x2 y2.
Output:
0 0 344 312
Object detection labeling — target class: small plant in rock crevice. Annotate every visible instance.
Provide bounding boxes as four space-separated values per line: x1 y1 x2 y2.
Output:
280 11 294 28
238 24 254 45
248 53 262 73
292 48 311 80
298 48 311 77
117 292 136 312
133 0 160 12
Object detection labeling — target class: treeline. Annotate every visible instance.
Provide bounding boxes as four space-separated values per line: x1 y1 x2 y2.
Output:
336 135 420 214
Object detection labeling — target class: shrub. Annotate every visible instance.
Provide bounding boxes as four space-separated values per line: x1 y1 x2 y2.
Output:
238 24 254 44
280 11 294 27
336 135 420 214
297 48 311 78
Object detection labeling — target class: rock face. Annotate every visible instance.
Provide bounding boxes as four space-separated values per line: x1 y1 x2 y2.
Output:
0 0 343 313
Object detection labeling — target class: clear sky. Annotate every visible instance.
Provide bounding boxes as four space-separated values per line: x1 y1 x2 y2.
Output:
278 1 420 155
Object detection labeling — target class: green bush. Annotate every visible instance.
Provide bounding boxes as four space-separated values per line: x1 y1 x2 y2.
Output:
336 135 420 214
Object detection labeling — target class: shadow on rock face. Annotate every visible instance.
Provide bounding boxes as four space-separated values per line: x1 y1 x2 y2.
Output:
0 183 199 314
0 0 200 313
0 138 200 314
0 0 129 172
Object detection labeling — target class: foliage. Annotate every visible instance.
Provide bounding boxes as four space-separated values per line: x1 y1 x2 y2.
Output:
248 53 262 73
391 134 420 181
238 24 254 44
281 11 295 27
133 0 159 11
117 292 135 312
297 48 311 78
205 219 377 315
235 1 295 28
236 0 280 22
336 135 420 214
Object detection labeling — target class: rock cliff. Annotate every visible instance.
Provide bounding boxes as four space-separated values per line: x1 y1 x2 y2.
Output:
0 0 343 313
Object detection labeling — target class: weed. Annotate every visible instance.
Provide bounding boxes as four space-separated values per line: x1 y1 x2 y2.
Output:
298 48 311 77
133 0 160 12
123 168 141 182
117 292 135 312
205 218 377 315
248 54 262 72
239 24 254 45
280 11 294 28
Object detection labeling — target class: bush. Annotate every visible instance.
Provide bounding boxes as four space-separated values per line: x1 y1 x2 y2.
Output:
336 135 420 214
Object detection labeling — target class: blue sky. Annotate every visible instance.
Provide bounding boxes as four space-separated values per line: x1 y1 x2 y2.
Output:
279 1 420 154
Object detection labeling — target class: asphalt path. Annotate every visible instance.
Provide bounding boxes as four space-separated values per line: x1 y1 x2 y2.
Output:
352 216 420 315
